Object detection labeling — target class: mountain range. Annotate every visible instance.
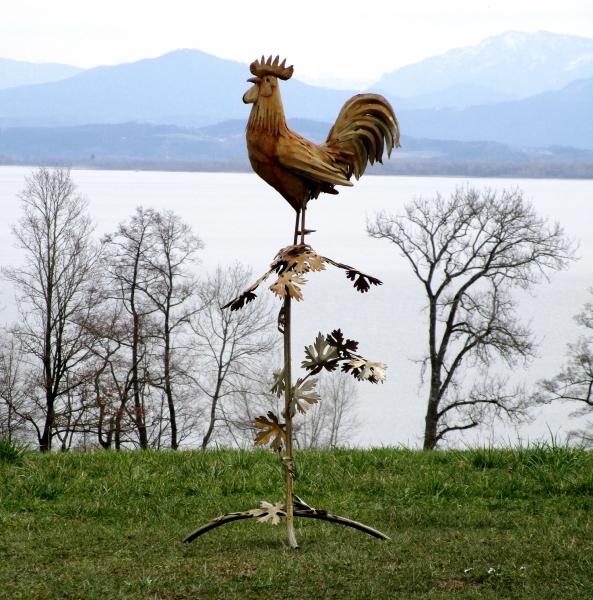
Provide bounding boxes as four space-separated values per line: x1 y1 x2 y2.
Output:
0 31 591 155
398 77 593 150
0 58 84 90
375 31 593 98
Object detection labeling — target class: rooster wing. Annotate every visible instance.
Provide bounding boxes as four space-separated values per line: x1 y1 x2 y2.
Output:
275 131 353 188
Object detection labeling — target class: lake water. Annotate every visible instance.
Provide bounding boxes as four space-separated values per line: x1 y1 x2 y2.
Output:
1 166 592 447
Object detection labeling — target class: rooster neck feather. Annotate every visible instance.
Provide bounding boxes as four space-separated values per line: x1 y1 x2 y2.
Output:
247 91 289 137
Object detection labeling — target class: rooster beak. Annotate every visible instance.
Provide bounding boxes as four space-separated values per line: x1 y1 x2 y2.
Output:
243 82 260 104
247 77 261 84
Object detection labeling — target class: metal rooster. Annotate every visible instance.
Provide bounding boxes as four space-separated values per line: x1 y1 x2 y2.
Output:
243 55 400 244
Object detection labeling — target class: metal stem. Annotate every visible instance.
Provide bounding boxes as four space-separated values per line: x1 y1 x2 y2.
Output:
283 295 299 549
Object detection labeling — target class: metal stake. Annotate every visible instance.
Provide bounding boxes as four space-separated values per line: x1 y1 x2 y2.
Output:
282 295 299 549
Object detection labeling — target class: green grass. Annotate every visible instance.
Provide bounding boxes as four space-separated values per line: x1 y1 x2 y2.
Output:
1 444 592 599
0 437 28 464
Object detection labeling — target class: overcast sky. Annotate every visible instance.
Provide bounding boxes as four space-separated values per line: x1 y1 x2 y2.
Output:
1 0 592 80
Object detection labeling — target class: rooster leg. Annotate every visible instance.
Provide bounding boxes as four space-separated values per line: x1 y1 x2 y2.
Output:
293 209 301 245
300 207 306 244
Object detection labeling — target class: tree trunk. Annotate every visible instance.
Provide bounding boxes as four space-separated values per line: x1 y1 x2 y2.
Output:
97 404 113 450
132 312 148 449
163 315 178 450
114 396 127 451
423 296 441 450
201 331 227 450
40 292 54 452
423 385 440 450
39 394 55 452
201 388 220 449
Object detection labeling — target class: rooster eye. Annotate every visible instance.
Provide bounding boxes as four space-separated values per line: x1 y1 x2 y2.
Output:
266 78 270 82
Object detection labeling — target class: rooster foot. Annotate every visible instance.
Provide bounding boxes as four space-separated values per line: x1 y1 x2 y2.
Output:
296 229 316 236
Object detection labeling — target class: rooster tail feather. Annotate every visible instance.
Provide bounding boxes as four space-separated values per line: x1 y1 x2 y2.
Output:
322 94 400 180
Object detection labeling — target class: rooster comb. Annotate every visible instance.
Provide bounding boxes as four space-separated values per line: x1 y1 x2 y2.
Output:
250 55 294 80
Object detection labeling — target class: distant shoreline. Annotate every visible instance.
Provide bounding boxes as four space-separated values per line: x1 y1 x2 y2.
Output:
1 157 592 180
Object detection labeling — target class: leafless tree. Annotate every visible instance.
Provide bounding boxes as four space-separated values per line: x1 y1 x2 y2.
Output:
367 185 575 449
533 290 593 446
0 332 31 443
78 300 136 449
190 264 279 449
74 207 203 451
100 207 159 449
141 210 203 450
1 168 101 451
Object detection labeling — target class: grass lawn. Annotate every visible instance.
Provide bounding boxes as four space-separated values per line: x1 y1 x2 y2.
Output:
0 445 592 599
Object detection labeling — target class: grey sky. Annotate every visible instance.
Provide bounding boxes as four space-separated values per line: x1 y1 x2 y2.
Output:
1 0 592 80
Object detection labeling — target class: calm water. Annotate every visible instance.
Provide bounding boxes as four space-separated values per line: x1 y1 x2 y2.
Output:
1 166 592 447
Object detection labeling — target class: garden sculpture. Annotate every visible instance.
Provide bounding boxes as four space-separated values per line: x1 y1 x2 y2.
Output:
184 57 399 549
243 55 400 243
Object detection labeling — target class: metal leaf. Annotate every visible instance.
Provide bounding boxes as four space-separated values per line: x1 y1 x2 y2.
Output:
301 333 339 374
321 254 383 293
291 378 320 414
222 270 273 311
248 501 286 525
345 269 382 293
269 271 306 301
254 412 286 451
342 355 387 384
286 252 326 274
270 368 285 398
326 328 359 357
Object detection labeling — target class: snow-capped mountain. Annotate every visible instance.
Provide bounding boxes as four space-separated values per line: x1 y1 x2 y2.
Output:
375 31 593 98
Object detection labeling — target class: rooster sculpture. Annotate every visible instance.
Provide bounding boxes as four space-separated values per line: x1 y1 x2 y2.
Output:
243 56 400 243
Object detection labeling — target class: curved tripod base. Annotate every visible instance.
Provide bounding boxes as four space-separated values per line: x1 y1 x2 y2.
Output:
183 508 390 545
183 510 255 544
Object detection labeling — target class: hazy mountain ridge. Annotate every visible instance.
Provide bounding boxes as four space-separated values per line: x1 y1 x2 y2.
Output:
0 50 252 127
375 31 593 97
396 76 593 150
385 83 518 110
0 49 356 128
1 120 590 164
0 58 84 90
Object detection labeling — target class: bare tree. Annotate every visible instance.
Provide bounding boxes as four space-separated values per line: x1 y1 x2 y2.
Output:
141 210 203 450
100 207 159 449
78 300 136 449
367 185 575 449
533 289 593 446
1 168 100 451
0 332 31 443
190 264 279 449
